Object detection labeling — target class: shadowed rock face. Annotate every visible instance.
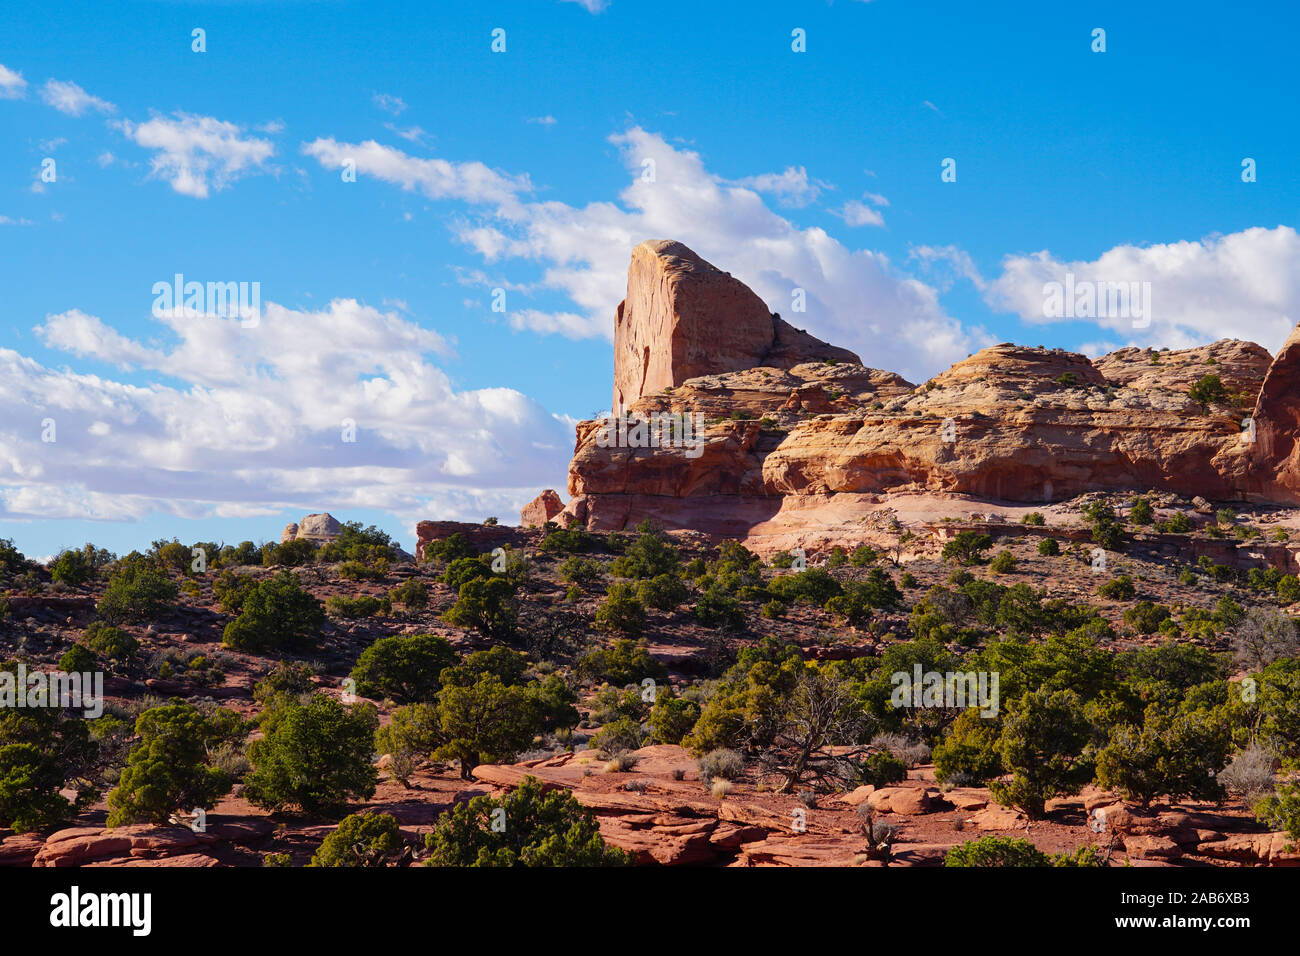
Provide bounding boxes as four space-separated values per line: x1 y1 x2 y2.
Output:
611 240 858 413
568 240 1300 537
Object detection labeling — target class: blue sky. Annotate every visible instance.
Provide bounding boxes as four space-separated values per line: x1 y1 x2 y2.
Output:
2 0 1298 559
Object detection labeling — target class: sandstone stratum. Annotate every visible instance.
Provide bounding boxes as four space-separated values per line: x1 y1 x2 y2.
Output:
554 239 1300 551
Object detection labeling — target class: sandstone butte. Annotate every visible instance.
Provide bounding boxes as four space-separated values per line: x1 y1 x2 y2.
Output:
523 238 1300 554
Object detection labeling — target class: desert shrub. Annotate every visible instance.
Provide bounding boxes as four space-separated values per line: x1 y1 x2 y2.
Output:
692 588 746 629
57 644 96 673
593 583 646 635
1161 512 1194 533
1233 607 1300 670
933 709 1004 785
989 550 1017 574
559 556 604 586
325 594 390 619
350 634 458 703
1123 601 1171 635
432 675 545 778
1255 783 1300 844
826 546 848 568
1095 707 1229 806
609 521 679 579
850 545 878 566
1021 512 1045 526
635 573 689 611
760 599 786 619
389 577 429 609
212 569 258 613
50 547 95 586
244 695 379 814
424 775 629 866
589 716 646 755
648 691 701 746
253 661 316 703
942 531 993 566
443 577 517 641
262 537 317 567
1037 537 1060 556
338 560 388 582
989 689 1094 819
374 703 441 785
216 541 263 567
768 567 842 605
98 559 178 624
1097 575 1136 600
1083 500 1125 551
424 533 477 564
105 704 245 826
538 525 597 554
697 748 745 784
1278 575 1300 604
222 571 324 651
1217 744 1277 799
80 623 138 670
945 836 1050 867
1128 497 1154 526
441 556 491 590
576 639 667 686
870 731 932 768
309 810 403 867
0 709 99 831
858 750 907 788
317 522 398 565
1188 373 1230 406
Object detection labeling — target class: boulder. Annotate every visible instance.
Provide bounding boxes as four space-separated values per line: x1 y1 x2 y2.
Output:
520 489 565 528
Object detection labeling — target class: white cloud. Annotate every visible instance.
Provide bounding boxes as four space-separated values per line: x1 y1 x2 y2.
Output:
1 299 572 523
560 0 610 12
372 93 407 115
732 166 826 207
41 79 116 116
984 226 1300 353
0 63 26 99
301 137 531 209
434 126 985 382
528 115 558 127
0 215 33 226
836 199 885 228
115 112 275 198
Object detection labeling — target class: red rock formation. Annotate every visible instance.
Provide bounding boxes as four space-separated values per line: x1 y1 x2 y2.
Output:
519 489 564 528
611 240 857 412
564 239 1300 545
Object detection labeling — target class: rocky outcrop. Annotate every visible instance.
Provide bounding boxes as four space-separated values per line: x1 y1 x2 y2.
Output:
565 239 1300 547
281 512 342 545
519 489 564 528
612 240 858 413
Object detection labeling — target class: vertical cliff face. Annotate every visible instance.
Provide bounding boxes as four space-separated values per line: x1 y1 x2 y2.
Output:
1251 323 1300 498
611 240 859 412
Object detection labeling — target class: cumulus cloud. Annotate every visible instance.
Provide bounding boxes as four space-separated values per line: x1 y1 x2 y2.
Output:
836 199 885 228
115 112 275 198
421 126 987 382
301 137 531 210
0 63 26 98
732 166 827 208
983 226 1300 353
41 79 115 116
1 300 572 525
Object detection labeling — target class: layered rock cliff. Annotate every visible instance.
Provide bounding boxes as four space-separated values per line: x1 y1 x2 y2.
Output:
563 239 1300 539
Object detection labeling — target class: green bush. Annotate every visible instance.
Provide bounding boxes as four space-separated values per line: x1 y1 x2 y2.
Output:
577 639 667 686
593 582 646 635
589 716 645 755
262 537 317 567
1129 497 1154 526
1038 537 1060 556
424 533 477 564
989 550 1018 574
1020 512 1045 526
389 577 429 609
222 571 324 651
1255 782 1300 844
350 634 458 703
441 556 491 590
244 695 379 814
253 661 316 703
945 836 1050 867
0 708 99 831
849 545 878 566
106 704 245 826
697 748 745 784
443 577 517 641
50 547 95 586
559 556 604 586
942 531 993 566
309 810 404 867
212 569 258 612
1123 601 1172 635
692 588 746 629
635 573 689 611
424 775 630 866
57 644 96 673
989 689 1093 819
608 521 679 579
648 691 701 745
98 559 178 624
432 675 545 778
933 708 1003 785
1097 575 1136 600
1188 373 1230 406
325 594 390 619
1095 708 1229 806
